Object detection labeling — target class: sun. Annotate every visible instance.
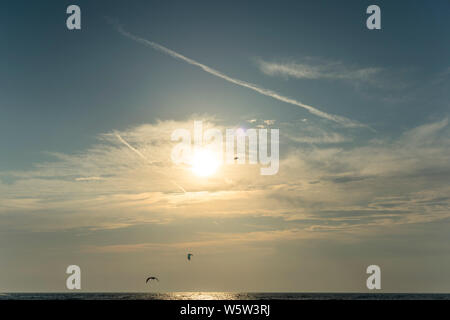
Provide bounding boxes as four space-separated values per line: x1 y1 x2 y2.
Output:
190 148 221 177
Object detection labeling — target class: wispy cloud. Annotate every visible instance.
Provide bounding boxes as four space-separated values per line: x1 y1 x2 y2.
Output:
115 132 156 165
83 229 316 253
113 23 364 128
257 58 382 83
280 119 352 144
1 118 449 234
75 176 104 181
285 130 350 144
115 132 186 193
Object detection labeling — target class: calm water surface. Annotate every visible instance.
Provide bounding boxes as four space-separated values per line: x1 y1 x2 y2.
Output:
1 292 449 300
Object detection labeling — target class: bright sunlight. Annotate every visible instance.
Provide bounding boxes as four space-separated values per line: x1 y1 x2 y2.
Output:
190 148 221 177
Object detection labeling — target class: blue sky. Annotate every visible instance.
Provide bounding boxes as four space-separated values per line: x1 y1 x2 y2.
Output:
0 0 449 292
2 0 448 169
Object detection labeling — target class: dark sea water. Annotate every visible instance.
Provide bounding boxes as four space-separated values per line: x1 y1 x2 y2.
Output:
1 292 449 300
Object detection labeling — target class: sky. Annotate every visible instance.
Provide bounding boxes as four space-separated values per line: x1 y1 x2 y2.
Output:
0 0 449 292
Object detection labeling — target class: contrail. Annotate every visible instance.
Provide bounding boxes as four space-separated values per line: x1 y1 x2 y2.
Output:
115 132 187 193
115 133 153 165
114 24 363 128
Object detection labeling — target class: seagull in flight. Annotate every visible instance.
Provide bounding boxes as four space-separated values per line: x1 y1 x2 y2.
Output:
146 276 159 284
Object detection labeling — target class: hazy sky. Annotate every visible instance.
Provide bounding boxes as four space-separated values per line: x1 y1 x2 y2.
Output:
1 0 449 292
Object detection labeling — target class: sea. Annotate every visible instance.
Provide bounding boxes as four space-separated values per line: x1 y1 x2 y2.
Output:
0 292 449 300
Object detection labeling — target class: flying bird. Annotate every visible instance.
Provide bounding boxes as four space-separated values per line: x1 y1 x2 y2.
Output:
187 253 193 261
146 276 159 284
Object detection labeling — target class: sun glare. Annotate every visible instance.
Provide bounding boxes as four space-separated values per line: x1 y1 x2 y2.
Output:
190 148 221 177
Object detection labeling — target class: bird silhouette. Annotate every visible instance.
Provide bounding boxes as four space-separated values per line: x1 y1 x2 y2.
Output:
187 253 193 261
146 276 159 284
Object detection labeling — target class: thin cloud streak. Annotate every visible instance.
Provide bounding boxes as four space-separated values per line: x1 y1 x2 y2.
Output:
257 59 381 82
115 132 187 193
115 133 155 165
115 25 363 128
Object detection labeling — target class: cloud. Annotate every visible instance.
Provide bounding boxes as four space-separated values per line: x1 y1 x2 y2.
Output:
257 58 382 83
113 24 364 128
83 228 316 253
0 117 449 239
75 176 104 181
115 132 186 193
245 119 276 128
286 132 350 144
263 120 275 125
281 120 352 144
